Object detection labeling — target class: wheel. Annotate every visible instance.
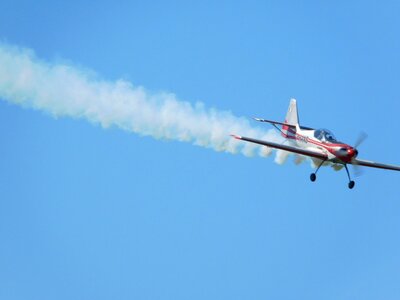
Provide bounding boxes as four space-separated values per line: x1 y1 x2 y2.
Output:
348 181 355 189
310 173 316 182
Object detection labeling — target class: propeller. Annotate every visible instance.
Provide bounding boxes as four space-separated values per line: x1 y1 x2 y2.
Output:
354 131 368 149
352 131 368 177
352 162 364 177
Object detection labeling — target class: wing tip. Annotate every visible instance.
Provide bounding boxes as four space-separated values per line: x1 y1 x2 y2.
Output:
230 134 242 140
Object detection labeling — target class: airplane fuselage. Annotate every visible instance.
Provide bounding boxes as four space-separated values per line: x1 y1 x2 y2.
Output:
285 125 358 164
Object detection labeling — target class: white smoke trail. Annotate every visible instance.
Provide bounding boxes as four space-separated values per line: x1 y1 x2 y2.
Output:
0 43 297 161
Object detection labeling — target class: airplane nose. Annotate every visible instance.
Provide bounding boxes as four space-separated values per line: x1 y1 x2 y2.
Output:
347 148 358 158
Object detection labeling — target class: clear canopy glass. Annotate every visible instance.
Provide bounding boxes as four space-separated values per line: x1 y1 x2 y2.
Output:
314 129 337 142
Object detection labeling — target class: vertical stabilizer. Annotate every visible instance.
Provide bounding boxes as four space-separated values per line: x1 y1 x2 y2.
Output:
285 98 299 125
282 98 299 138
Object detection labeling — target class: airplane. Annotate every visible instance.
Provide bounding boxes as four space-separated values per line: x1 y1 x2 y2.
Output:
231 99 400 189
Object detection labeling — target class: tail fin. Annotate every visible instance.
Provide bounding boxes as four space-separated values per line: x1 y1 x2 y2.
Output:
285 98 299 125
282 98 299 138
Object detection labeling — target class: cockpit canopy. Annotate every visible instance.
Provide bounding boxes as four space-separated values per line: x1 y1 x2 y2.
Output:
314 129 337 142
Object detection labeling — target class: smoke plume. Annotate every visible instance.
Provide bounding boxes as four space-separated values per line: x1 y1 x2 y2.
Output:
0 43 291 160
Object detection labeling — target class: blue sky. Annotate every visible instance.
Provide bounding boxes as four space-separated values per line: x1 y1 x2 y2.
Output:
1 1 400 299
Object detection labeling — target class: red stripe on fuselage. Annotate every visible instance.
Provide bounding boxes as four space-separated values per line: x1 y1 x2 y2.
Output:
287 133 354 163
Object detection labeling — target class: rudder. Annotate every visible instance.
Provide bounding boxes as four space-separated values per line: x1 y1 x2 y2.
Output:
285 98 299 125
282 98 299 138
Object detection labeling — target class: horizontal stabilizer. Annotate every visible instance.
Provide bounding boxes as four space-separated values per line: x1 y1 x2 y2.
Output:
253 117 314 130
253 117 296 127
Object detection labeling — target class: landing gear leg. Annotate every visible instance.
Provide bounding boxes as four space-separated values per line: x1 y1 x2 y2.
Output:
344 164 355 189
310 159 326 182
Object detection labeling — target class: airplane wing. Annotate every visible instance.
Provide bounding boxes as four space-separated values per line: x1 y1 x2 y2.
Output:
350 158 400 171
231 135 328 160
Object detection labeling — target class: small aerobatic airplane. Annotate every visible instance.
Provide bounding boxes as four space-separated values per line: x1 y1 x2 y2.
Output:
232 99 400 189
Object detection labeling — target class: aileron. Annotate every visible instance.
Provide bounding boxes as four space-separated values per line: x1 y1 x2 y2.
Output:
351 158 400 171
233 135 327 160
